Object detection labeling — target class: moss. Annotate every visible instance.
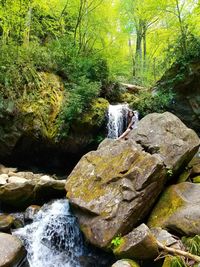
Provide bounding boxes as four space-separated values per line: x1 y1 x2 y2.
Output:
193 176 200 183
72 97 109 133
148 185 184 228
17 72 64 139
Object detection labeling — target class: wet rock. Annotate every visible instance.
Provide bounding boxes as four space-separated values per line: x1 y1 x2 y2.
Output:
129 112 200 174
113 224 158 260
0 214 14 232
0 233 25 267
66 139 166 248
24 205 41 222
112 259 140 267
148 182 200 235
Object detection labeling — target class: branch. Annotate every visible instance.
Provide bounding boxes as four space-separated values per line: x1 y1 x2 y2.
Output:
157 241 200 263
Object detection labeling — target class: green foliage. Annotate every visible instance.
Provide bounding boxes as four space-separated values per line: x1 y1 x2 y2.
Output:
170 256 187 267
58 76 100 138
182 235 200 256
110 235 123 249
130 89 174 117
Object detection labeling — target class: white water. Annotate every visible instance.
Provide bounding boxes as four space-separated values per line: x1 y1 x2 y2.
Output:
107 104 139 138
14 200 84 267
107 104 129 138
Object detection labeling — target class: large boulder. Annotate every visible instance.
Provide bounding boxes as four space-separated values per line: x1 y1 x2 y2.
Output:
0 233 25 267
129 112 200 174
148 182 200 235
66 112 199 249
66 139 166 248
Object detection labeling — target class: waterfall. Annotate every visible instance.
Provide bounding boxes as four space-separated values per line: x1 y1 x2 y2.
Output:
107 104 129 138
13 199 112 267
14 200 83 267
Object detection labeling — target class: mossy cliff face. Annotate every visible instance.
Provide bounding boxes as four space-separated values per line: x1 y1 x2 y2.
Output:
66 112 199 249
148 182 200 236
156 60 200 135
0 73 109 170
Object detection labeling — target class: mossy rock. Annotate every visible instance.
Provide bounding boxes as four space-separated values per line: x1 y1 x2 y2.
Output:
112 259 140 267
72 97 109 133
148 182 200 236
193 176 200 183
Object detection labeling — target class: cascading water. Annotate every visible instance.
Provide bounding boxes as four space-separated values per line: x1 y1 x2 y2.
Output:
13 199 112 267
107 104 139 139
14 200 83 267
107 104 129 138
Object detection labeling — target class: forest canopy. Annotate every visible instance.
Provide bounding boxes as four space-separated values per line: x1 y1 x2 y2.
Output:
0 0 200 137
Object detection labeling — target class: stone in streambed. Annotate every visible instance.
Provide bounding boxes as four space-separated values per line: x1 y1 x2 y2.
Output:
24 205 41 222
0 233 25 267
148 182 200 236
113 224 158 260
0 214 14 232
112 259 140 267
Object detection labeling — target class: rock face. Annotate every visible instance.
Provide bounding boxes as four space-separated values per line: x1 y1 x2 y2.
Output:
113 224 158 260
148 182 200 236
0 165 66 208
0 81 109 174
66 112 199 249
0 233 25 267
156 60 200 135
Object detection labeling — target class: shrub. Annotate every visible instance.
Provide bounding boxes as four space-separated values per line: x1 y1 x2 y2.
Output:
130 89 174 117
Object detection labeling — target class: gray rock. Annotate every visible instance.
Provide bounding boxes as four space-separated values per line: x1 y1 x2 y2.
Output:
113 224 158 260
0 233 25 267
129 112 200 173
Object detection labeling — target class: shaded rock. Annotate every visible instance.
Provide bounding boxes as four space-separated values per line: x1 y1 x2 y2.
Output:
0 182 35 208
33 179 66 203
129 112 200 174
66 139 166 248
112 259 140 267
0 165 17 174
155 60 200 135
148 182 200 236
0 214 14 232
24 205 41 222
151 228 177 247
113 224 158 260
0 233 25 267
